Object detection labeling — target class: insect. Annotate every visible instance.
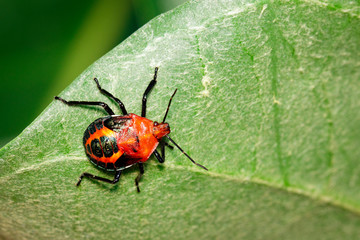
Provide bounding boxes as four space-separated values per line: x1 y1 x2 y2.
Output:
55 67 207 192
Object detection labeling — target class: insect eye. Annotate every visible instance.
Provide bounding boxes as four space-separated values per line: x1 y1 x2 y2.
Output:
154 121 159 126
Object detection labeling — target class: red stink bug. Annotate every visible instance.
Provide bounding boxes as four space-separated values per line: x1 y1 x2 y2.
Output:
55 67 207 192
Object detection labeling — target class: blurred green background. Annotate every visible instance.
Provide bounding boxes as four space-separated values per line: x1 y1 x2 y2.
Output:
0 0 186 147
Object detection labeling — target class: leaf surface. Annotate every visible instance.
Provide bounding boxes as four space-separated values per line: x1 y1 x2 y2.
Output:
1 0 360 239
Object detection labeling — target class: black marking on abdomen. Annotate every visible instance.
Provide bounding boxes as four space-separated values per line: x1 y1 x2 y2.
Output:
106 162 115 170
88 123 96 134
87 153 98 166
104 117 132 132
100 136 113 158
98 161 106 169
115 154 127 169
91 138 103 157
114 154 140 169
95 119 104 130
86 154 115 171
83 128 90 145
86 144 92 154
109 136 118 153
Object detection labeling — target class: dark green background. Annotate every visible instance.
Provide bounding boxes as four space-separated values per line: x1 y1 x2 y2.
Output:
0 0 185 147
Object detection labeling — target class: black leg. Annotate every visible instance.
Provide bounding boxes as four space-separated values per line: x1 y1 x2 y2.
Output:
76 170 122 186
135 162 145 192
163 141 174 149
161 143 166 162
142 67 158 117
153 149 164 163
153 142 173 164
55 96 115 115
93 78 128 115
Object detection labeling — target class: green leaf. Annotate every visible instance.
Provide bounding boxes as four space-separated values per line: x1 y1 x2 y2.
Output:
1 0 360 238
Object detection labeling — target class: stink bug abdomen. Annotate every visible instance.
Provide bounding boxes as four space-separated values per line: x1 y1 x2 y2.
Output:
83 116 121 170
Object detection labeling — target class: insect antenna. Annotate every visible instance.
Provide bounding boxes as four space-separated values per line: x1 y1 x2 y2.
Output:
162 88 207 170
166 135 208 171
162 89 177 123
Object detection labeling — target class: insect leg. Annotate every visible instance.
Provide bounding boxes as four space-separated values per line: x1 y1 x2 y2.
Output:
141 67 158 117
153 141 174 163
163 141 174 149
135 162 145 192
153 149 164 163
76 170 122 186
93 78 128 115
161 143 166 162
55 96 115 115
